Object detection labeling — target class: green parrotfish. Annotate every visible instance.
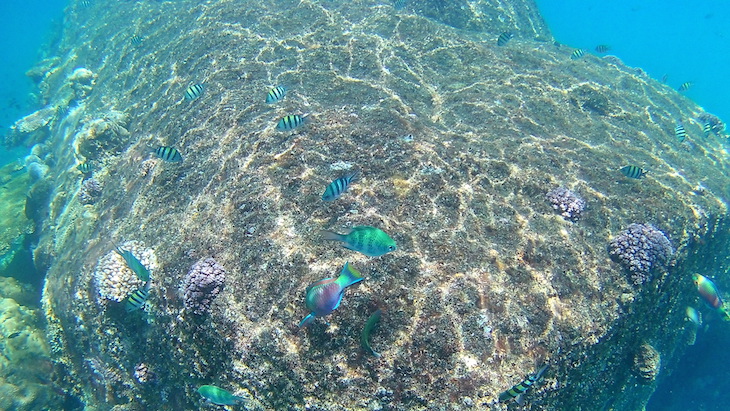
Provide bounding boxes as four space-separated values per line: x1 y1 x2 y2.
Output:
299 262 364 327
115 247 151 282
322 226 396 257
197 385 245 405
361 309 382 357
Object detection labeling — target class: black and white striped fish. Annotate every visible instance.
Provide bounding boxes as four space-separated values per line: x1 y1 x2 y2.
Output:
497 32 513 47
675 121 687 142
185 84 204 100
155 146 183 162
498 364 548 404
125 283 151 312
570 49 585 60
620 165 647 179
277 114 308 131
322 171 360 201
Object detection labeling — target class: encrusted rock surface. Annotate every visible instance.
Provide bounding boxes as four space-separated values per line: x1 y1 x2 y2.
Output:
12 0 730 409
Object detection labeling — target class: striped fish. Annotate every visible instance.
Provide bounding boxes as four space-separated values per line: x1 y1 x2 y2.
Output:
277 114 307 131
131 35 144 46
77 162 93 174
703 122 713 137
570 49 585 60
594 44 611 53
678 82 693 92
497 32 513 47
185 84 204 100
126 283 151 312
322 171 359 201
499 364 549 404
620 165 647 179
155 146 183 162
266 86 287 103
675 121 687 142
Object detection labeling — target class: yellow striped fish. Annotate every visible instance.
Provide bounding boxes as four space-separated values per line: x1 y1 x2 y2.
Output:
277 114 308 131
620 165 647 179
497 32 513 47
499 364 548 404
678 82 693 92
675 121 687 142
126 283 151 312
266 86 287 103
155 146 183 162
570 49 585 60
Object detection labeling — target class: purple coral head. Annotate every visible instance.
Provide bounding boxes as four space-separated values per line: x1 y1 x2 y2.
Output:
546 187 585 221
608 223 674 285
182 257 226 315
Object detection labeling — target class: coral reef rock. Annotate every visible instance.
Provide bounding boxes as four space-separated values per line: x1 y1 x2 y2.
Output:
633 343 661 384
609 223 674 285
182 257 226 315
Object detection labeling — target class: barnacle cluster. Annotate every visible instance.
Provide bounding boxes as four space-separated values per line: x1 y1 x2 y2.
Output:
608 223 674 285
545 187 585 221
181 258 226 315
633 343 661 384
93 241 157 303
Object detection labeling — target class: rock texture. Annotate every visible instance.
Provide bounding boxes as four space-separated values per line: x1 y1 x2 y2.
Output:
9 0 729 409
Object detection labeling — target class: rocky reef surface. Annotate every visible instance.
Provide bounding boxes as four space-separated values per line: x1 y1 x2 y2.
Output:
6 0 730 409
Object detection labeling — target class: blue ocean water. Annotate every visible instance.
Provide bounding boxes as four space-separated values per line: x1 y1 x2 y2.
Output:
0 0 66 165
536 1 730 409
536 0 730 127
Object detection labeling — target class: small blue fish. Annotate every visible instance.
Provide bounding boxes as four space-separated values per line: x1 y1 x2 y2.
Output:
322 171 359 201
299 262 364 327
266 85 287 103
131 35 144 46
570 49 585 60
620 165 647 179
497 32 513 47
661 74 669 84
594 44 611 53
277 114 308 131
125 283 151 312
115 247 151 281
185 84 204 100
675 121 687 142
155 146 183 162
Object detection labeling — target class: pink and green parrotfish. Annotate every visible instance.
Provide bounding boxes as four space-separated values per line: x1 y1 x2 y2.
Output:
692 273 730 321
322 226 397 257
299 262 364 327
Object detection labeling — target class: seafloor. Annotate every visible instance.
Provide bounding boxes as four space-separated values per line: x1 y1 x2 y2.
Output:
2 0 730 409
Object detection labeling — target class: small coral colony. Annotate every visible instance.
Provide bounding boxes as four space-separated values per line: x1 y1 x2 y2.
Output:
82 31 728 407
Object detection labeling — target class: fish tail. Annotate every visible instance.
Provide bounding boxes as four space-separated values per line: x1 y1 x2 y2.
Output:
339 262 364 287
321 230 344 242
348 170 361 183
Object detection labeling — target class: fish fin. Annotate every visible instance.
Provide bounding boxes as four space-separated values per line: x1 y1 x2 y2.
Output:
534 363 549 380
515 394 525 405
339 262 364 287
332 294 344 310
348 171 361 183
298 313 315 327
321 230 344 242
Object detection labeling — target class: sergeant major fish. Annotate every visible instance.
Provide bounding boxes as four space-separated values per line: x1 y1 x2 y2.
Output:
185 84 204 100
322 171 359 201
322 226 397 257
277 114 308 131
155 146 183 163
499 364 549 404
266 85 287 103
620 165 647 179
126 282 151 312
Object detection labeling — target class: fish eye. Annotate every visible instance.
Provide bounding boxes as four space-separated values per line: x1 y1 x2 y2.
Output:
388 246 396 251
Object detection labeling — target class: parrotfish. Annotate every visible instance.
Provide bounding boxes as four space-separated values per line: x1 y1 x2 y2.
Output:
322 226 397 257
361 309 382 357
115 247 151 282
322 171 359 201
299 262 364 327
197 385 245 405
499 364 549 404
693 274 730 321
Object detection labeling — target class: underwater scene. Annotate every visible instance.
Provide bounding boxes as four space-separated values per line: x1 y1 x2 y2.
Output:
1 0 729 409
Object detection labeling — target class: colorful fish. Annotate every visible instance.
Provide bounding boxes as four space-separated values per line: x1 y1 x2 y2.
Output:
185 84 204 100
685 306 701 327
197 385 246 406
570 49 585 60
499 364 549 404
497 32 513 47
126 283 151 312
693 274 730 321
678 82 693 92
322 171 359 201
299 262 364 327
266 85 287 103
277 114 308 131
155 146 183 163
361 309 382 357
115 247 151 281
675 121 687 142
594 44 611 53
620 165 647 179
322 226 397 257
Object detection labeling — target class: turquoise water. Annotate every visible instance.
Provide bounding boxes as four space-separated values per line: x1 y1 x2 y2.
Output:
537 1 730 409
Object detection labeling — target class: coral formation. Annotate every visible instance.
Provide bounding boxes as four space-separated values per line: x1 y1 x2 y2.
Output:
67 68 96 100
609 223 674 285
4 105 58 147
78 178 102 205
181 258 226 315
546 187 585 221
0 164 34 275
93 241 156 303
74 110 130 159
633 343 661 384
133 363 155 384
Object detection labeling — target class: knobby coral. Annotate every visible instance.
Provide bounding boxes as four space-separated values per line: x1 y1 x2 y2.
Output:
181 258 226 315
608 223 674 285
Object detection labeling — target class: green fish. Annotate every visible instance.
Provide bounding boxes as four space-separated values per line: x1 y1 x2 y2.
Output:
361 309 382 357
197 385 245 406
499 364 549 404
322 226 397 257
115 247 151 282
